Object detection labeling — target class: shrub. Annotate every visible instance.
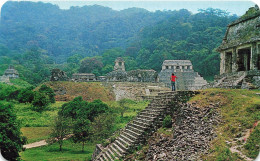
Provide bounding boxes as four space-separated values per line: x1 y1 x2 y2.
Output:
38 84 56 103
163 115 172 128
17 87 34 103
31 92 49 112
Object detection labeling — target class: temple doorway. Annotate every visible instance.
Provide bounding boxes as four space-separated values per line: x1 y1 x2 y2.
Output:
225 52 232 73
237 47 251 71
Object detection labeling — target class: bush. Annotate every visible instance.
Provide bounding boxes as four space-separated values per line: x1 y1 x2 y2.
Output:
163 115 172 128
17 87 34 103
31 92 49 112
38 84 56 103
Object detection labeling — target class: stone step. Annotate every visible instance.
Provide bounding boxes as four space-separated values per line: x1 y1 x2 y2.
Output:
137 114 157 120
99 156 104 161
144 107 165 111
125 128 142 138
135 117 153 124
110 143 123 158
129 122 147 131
107 147 116 160
127 123 144 134
133 120 150 127
104 150 113 161
118 136 131 147
102 152 109 161
120 134 135 144
115 139 128 151
123 131 138 141
139 111 161 117
112 141 126 155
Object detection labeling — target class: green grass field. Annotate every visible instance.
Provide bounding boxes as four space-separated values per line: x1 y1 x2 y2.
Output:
20 140 95 161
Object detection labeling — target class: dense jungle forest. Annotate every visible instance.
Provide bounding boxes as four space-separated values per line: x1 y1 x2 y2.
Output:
0 1 239 85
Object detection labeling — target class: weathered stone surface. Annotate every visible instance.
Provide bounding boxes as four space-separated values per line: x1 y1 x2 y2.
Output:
71 73 96 82
217 6 260 51
144 103 220 161
158 60 208 90
213 70 260 89
50 68 68 81
92 91 199 161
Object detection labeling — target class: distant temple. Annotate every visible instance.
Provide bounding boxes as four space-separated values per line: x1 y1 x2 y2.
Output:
0 65 19 84
72 73 96 82
214 5 260 89
158 60 208 90
4 65 19 79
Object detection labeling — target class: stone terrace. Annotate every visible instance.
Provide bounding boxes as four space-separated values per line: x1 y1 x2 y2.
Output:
92 91 198 161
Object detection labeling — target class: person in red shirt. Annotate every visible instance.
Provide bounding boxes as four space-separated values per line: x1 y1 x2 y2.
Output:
171 73 177 91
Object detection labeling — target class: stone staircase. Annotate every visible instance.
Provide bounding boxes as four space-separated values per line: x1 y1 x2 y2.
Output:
213 71 246 88
92 91 197 161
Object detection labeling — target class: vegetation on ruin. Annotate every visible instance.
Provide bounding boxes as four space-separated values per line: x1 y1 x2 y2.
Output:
189 89 260 160
126 89 259 160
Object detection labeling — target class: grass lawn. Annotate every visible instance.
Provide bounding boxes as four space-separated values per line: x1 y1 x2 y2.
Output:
15 101 65 127
20 140 95 161
21 127 51 143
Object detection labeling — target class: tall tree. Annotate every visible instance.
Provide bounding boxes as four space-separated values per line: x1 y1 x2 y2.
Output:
0 102 26 160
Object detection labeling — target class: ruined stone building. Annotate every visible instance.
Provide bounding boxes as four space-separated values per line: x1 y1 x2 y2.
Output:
106 57 158 82
0 65 19 84
72 73 96 82
214 6 260 88
158 60 208 90
114 57 125 71
50 68 68 81
4 65 19 79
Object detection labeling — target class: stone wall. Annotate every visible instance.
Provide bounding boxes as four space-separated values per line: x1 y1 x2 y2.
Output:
102 82 170 101
144 102 220 161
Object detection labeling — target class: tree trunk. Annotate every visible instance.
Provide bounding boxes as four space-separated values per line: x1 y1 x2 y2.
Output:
82 141 84 152
59 143 62 152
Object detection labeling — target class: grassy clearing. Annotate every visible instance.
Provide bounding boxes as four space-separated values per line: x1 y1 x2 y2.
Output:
20 140 95 161
189 88 260 160
15 101 65 127
21 127 51 144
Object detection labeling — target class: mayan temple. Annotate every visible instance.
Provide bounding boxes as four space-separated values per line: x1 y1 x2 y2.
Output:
158 60 208 90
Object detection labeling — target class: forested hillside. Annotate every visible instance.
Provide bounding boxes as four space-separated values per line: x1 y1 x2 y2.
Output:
0 1 174 62
0 1 240 85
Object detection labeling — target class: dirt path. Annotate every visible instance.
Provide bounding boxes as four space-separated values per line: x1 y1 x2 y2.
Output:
229 121 259 161
23 140 47 149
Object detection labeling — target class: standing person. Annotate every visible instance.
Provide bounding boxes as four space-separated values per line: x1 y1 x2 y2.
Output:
171 73 177 91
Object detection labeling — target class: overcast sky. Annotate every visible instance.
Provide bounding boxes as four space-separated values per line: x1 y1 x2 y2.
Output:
0 0 259 16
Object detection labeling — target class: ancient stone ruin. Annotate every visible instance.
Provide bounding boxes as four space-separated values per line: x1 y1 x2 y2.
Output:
214 6 260 89
92 91 203 161
50 68 68 81
0 65 19 84
106 57 158 82
71 73 96 82
158 60 208 90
